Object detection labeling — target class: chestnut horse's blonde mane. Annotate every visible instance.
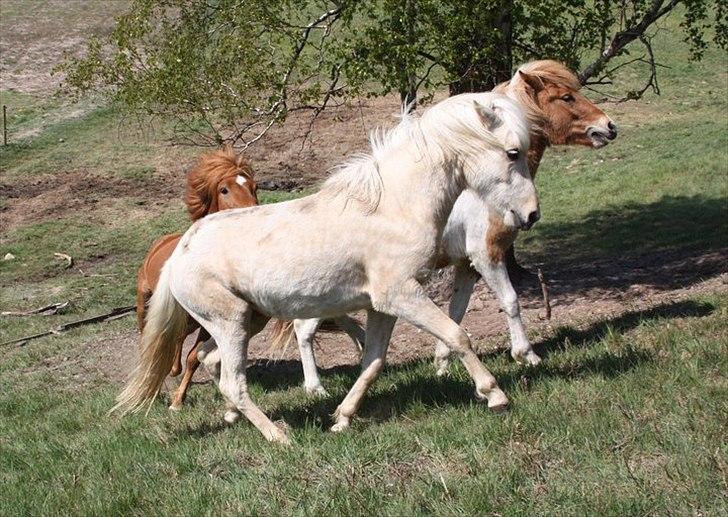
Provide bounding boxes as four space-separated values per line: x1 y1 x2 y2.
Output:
185 146 254 221
495 60 581 130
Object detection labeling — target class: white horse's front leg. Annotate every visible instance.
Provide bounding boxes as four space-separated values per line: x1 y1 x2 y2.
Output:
293 318 327 396
434 264 480 376
472 255 540 366
332 310 396 432
387 280 508 409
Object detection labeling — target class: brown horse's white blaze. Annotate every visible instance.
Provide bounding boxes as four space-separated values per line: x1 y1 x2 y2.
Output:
134 147 258 410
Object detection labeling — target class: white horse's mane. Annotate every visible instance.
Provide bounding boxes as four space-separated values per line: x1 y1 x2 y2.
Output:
320 92 529 213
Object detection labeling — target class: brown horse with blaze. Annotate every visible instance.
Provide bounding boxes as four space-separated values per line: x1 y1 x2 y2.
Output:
135 146 258 410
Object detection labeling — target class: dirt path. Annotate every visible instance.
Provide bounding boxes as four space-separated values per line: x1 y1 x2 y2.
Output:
45 246 725 391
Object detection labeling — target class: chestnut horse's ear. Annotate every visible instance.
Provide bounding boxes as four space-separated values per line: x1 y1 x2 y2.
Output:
518 70 545 93
473 101 500 131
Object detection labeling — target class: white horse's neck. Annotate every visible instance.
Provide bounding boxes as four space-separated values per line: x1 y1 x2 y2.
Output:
377 141 467 232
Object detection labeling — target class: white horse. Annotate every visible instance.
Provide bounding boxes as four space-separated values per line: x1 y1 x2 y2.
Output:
275 61 617 396
114 92 537 444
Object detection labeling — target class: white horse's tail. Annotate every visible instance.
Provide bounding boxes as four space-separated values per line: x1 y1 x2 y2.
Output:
269 319 295 350
111 261 188 415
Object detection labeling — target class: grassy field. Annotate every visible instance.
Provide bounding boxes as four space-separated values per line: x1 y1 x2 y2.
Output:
1 3 727 515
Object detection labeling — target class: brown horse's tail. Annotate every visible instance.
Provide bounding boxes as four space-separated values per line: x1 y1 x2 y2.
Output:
269 319 295 350
111 261 188 415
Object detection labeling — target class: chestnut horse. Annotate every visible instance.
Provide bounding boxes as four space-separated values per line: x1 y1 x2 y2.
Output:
279 60 618 392
135 147 258 410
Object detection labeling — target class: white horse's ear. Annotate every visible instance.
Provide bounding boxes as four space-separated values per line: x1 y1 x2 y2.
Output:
473 101 500 130
518 70 545 93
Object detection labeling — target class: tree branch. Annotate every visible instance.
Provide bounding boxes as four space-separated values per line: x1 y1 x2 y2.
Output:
579 0 680 84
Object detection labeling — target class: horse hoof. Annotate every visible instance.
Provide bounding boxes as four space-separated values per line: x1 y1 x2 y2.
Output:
267 429 291 446
330 416 350 433
486 389 509 412
305 385 329 397
512 349 542 366
168 403 182 412
434 358 450 377
524 352 542 366
223 410 241 425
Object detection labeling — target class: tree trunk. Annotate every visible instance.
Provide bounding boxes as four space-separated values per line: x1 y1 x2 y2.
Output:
449 1 513 95
399 0 418 110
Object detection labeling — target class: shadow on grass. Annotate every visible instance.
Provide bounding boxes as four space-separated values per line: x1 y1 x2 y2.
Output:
176 299 714 435
518 195 727 293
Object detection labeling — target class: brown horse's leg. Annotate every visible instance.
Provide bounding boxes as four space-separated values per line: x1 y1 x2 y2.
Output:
169 328 208 411
170 318 196 377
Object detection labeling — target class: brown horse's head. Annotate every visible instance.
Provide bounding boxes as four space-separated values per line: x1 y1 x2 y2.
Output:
185 146 258 220
503 60 617 148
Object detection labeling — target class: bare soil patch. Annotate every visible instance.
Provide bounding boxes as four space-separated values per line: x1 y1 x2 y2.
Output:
37 247 726 390
0 169 183 231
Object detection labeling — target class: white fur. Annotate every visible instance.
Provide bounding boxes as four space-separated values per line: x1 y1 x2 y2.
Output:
132 92 537 443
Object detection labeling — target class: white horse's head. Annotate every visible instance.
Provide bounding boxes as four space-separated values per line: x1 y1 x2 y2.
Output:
470 95 539 230
423 93 539 230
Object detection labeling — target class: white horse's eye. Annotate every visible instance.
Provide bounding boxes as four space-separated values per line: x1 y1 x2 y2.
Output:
506 149 519 162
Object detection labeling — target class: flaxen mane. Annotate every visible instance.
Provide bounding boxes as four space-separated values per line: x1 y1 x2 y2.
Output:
185 146 254 221
495 60 581 130
320 93 528 214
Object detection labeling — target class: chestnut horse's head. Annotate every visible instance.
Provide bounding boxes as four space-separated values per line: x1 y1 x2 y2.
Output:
185 146 258 220
503 60 617 148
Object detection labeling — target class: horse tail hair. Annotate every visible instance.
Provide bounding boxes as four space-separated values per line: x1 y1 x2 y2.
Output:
269 319 295 350
111 261 188 415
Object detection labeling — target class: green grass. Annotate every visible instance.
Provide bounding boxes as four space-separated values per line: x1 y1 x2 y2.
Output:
1 295 726 514
0 4 727 515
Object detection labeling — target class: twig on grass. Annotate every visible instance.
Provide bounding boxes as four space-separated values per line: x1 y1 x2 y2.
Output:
54 252 74 268
0 305 135 347
1 301 70 317
537 268 552 320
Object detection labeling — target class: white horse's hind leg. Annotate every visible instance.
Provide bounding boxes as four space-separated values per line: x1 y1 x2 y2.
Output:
196 336 243 423
332 310 396 432
201 304 289 445
294 318 327 396
434 264 480 376
472 255 540 366
388 280 508 410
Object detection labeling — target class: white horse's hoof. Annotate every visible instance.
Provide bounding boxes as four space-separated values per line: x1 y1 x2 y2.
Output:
305 385 329 397
168 403 182 412
512 349 542 366
524 352 542 366
434 358 450 377
223 410 241 425
330 417 350 433
266 429 291 446
486 388 509 411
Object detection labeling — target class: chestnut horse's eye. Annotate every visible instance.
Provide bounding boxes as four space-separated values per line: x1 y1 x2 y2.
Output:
220 187 229 195
561 94 575 102
506 149 519 162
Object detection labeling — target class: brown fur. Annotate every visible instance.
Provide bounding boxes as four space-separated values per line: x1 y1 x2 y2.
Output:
486 212 519 263
135 147 258 379
186 146 257 220
488 60 613 261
